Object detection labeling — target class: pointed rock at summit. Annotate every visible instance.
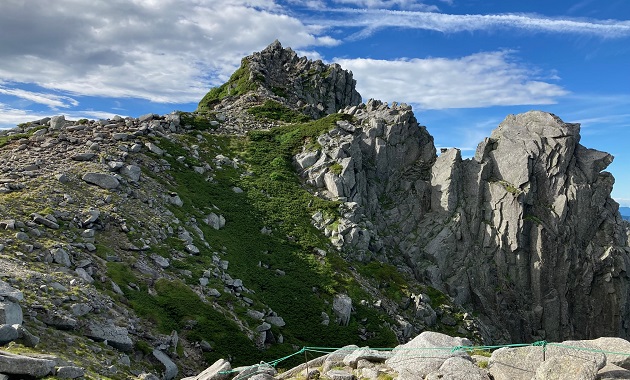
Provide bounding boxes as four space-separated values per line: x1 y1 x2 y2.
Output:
197 40 362 119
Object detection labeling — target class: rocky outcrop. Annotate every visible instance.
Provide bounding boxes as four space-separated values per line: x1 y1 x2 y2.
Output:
217 331 630 380
198 40 362 119
301 107 630 343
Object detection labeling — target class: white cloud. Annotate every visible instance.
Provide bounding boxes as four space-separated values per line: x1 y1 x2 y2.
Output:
331 0 439 11
336 51 568 109
0 0 338 103
0 86 78 109
615 198 630 208
321 9 630 39
0 103 49 129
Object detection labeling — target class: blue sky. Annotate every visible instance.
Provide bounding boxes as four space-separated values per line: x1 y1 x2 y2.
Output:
1 0 629 205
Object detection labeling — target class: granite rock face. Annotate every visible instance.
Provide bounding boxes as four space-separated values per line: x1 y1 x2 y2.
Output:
198 40 362 119
301 107 630 343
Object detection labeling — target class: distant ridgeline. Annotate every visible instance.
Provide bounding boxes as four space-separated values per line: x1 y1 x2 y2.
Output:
621 206 630 220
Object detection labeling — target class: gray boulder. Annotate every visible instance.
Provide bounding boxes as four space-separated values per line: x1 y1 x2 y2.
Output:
0 300 22 325
385 331 472 379
71 153 95 161
49 115 66 130
342 347 389 368
120 165 141 182
15 324 40 347
489 341 605 380
204 213 226 230
145 142 164 156
533 356 598 380
586 337 630 369
52 248 72 267
56 366 85 379
0 281 23 301
82 173 120 189
84 323 133 351
0 324 18 345
333 294 352 326
153 349 178 380
425 356 491 380
32 213 59 229
41 312 77 330
0 350 55 377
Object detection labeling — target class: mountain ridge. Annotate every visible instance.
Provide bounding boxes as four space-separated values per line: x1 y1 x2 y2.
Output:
0 40 629 379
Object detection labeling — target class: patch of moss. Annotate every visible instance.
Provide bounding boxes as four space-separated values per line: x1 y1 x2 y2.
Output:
329 162 343 175
358 262 409 301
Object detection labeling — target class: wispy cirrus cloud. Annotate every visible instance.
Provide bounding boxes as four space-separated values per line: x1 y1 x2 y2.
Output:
331 0 439 11
318 9 630 39
0 86 78 109
336 51 568 109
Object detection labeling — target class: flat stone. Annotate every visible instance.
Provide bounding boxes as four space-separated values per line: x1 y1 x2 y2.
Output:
85 323 133 351
32 213 59 229
82 173 120 189
0 350 55 377
71 153 96 161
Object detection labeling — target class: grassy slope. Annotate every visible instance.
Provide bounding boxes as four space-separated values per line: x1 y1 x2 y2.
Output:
122 113 398 368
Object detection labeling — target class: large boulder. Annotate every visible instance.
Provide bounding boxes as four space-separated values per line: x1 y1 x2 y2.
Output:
84 323 133 351
425 356 491 380
0 351 55 377
489 341 605 380
332 294 352 326
385 331 472 379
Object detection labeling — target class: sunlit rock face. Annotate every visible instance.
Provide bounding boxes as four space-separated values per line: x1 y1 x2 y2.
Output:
302 107 630 342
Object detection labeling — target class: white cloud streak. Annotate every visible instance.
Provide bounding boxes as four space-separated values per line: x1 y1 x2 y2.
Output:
0 86 78 109
337 51 568 109
331 0 439 11
321 9 630 39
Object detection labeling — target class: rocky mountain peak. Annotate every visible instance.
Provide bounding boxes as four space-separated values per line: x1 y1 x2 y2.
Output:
197 40 362 119
1 42 630 380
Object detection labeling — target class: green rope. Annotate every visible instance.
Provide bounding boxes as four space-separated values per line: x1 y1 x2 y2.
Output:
217 339 630 377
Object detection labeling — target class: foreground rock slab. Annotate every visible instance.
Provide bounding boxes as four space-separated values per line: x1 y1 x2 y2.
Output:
0 350 55 378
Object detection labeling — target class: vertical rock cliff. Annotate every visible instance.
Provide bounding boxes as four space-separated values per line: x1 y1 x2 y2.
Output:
301 104 630 343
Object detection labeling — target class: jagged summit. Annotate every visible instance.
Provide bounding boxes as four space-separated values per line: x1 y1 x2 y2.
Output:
197 40 362 119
